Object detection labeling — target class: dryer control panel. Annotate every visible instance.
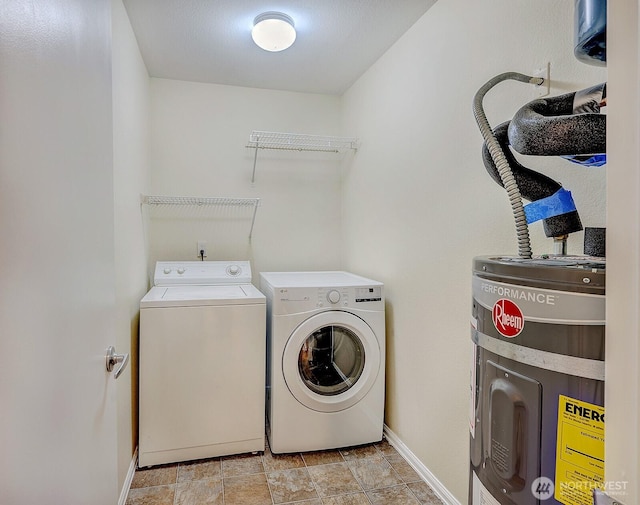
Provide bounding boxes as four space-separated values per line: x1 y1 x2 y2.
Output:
318 287 349 306
354 286 383 303
268 285 384 314
260 271 384 315
317 286 382 305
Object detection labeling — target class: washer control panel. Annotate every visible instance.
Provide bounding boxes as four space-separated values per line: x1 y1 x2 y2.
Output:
154 261 251 285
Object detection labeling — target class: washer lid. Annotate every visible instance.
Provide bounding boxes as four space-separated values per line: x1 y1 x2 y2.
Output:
140 283 265 308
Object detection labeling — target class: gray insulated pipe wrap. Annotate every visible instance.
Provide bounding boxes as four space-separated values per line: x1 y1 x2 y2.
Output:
473 72 542 259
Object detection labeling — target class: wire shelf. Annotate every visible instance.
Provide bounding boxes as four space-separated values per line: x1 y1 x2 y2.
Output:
141 195 259 207
246 131 358 182
141 195 260 240
246 131 359 153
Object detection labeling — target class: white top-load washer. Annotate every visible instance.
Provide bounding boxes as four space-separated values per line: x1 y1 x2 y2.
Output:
260 271 385 454
139 261 266 467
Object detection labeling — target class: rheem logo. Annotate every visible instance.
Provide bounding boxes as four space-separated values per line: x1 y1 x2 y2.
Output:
492 299 524 338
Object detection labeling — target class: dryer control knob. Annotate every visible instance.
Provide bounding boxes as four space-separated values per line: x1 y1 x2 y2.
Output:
163 268 172 274
177 267 185 275
327 290 341 304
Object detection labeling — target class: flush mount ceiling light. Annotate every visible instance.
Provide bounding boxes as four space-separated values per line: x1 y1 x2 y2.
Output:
252 12 296 52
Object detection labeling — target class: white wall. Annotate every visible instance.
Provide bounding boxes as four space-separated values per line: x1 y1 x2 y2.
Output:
341 1 606 501
148 79 345 278
112 0 151 491
606 2 640 503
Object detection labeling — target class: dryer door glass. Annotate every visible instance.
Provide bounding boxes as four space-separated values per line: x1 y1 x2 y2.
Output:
298 326 365 396
283 310 380 413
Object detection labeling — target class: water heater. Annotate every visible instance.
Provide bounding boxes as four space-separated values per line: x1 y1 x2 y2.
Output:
470 5 609 497
469 256 605 505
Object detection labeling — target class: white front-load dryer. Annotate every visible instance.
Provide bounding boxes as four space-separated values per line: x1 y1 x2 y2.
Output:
260 271 385 454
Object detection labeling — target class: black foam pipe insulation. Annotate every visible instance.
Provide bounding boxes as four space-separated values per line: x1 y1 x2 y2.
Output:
584 227 606 257
507 86 606 157
482 121 583 238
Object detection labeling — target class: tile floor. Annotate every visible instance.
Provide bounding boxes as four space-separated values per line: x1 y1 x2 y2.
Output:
126 437 445 505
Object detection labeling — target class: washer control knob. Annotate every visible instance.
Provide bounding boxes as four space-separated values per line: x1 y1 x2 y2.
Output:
177 267 185 275
163 268 172 274
327 290 341 304
227 265 241 276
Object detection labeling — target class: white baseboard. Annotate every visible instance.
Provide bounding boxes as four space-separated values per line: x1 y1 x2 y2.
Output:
118 446 138 505
383 425 462 505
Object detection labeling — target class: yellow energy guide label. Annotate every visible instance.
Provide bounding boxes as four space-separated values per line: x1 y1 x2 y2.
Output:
555 395 605 505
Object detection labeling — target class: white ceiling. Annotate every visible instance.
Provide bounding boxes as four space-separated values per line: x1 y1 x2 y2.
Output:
122 0 437 95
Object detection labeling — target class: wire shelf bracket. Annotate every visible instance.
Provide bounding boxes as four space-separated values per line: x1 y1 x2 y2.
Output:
246 130 359 182
141 195 260 241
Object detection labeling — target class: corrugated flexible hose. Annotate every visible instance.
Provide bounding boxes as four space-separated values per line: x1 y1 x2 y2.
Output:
472 72 543 259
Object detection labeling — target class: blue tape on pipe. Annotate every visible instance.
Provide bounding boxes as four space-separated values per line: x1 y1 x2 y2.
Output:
562 154 607 167
524 188 577 224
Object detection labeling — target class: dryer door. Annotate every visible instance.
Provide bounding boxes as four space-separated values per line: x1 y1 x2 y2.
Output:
282 311 381 413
